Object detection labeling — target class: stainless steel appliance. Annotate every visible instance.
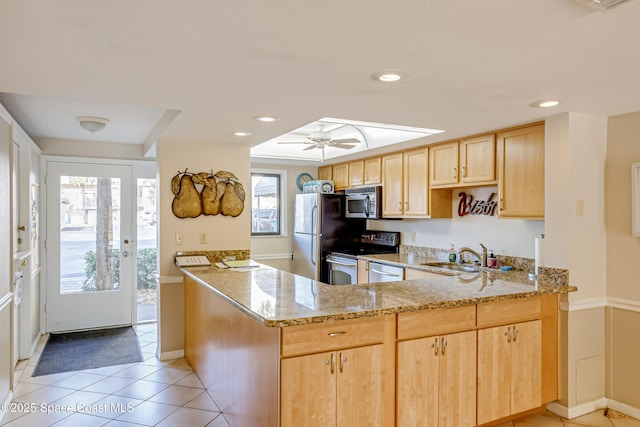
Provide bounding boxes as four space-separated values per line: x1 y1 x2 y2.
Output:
293 193 365 282
345 185 382 219
327 231 401 285
368 262 404 283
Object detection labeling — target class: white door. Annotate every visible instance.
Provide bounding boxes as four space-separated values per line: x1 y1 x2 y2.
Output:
46 161 133 332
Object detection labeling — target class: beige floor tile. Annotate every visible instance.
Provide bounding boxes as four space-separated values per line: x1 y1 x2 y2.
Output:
12 371 23 388
138 356 174 367
12 385 75 405
175 373 204 389
184 391 220 412
149 385 204 406
113 379 169 400
14 360 28 370
514 411 564 427
1 408 72 426
11 381 45 398
113 400 179 425
0 407 28 426
19 365 35 379
142 366 191 384
207 414 230 427
26 352 41 367
156 407 219 427
111 364 161 379
79 364 132 377
81 376 137 394
20 371 76 386
49 412 107 426
50 390 108 408
611 419 640 427
102 420 142 426
50 373 105 390
564 409 615 427
167 358 192 371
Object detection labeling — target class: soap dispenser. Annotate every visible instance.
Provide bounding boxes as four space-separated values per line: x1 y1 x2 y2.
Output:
488 250 498 268
448 244 457 263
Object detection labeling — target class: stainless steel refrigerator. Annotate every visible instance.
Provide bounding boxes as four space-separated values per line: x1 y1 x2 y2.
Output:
293 193 365 282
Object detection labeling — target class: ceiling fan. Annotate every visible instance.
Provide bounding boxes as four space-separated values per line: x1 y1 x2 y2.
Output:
277 123 361 158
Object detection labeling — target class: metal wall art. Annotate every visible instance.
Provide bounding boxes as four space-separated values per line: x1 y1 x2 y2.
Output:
171 169 245 218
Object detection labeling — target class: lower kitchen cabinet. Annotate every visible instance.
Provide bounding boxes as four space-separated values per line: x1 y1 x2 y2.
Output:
477 320 542 424
281 344 384 427
397 330 476 427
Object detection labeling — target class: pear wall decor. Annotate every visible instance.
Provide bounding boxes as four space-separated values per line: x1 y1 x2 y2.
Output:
171 169 246 218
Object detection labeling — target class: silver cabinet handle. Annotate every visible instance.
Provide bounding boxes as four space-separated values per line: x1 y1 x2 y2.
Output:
441 337 447 355
513 326 518 342
330 353 335 374
453 167 457 179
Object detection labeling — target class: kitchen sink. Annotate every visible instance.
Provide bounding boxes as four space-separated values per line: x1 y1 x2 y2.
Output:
421 262 480 273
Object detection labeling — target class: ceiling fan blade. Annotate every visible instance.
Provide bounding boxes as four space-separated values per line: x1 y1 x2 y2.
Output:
303 145 317 151
330 138 360 144
277 141 312 145
331 143 356 149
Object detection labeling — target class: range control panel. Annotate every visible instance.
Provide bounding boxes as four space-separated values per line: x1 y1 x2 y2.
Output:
360 231 400 248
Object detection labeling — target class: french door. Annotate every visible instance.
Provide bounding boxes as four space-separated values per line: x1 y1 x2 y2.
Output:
46 161 134 332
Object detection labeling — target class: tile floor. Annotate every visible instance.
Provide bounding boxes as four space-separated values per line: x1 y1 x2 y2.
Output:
1 323 639 426
0 323 229 426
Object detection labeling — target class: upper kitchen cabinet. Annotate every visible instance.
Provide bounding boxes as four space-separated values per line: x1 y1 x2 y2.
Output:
497 124 545 219
318 165 332 181
429 134 496 188
382 148 429 218
349 157 381 187
332 163 349 190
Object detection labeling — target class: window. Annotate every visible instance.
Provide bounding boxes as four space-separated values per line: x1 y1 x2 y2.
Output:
251 173 282 236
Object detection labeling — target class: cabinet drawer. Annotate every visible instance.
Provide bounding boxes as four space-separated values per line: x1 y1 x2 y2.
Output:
281 316 385 357
476 296 541 328
397 305 476 340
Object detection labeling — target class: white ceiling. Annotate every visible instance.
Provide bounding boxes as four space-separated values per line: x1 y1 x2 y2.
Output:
0 0 639 165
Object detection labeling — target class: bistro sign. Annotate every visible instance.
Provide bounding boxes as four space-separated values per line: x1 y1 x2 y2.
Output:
458 192 498 217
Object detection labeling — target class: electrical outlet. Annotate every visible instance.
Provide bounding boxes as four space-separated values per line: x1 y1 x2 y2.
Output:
175 233 183 245
576 199 584 216
199 232 207 244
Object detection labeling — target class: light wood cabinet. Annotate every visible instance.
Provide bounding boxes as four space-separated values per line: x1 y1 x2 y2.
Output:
349 160 364 187
332 163 349 190
318 165 332 181
430 134 496 188
398 331 476 427
497 124 544 219
364 156 382 185
382 148 429 217
477 320 542 424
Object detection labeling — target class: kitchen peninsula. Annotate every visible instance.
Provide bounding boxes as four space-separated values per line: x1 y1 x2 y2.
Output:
181 259 575 427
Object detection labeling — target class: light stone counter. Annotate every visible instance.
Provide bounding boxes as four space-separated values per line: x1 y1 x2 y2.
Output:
181 262 576 327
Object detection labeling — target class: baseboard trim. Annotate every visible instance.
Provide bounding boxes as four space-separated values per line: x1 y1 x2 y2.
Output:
561 297 640 313
159 349 184 361
607 297 640 313
547 398 640 420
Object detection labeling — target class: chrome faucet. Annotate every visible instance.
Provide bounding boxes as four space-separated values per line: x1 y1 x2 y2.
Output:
458 244 488 267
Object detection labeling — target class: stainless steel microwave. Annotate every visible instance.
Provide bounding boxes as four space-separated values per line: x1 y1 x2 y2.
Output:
344 186 382 219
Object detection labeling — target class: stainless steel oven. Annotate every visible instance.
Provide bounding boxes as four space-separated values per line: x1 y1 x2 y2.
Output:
345 186 382 219
326 253 358 285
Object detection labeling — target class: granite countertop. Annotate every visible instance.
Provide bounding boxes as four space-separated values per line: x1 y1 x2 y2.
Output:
181 260 576 328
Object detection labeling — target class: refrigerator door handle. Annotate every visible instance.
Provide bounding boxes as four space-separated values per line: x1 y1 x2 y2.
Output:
310 205 318 266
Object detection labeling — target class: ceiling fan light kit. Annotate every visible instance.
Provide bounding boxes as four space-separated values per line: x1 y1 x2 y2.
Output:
573 0 630 10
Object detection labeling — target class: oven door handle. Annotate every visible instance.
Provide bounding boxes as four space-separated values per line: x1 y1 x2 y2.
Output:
327 259 357 267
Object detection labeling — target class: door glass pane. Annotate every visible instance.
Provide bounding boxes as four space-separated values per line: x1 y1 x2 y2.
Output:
59 176 121 294
137 178 157 322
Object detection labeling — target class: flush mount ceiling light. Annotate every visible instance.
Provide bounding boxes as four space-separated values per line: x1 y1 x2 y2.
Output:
76 116 109 133
529 99 561 108
255 115 279 122
371 71 407 82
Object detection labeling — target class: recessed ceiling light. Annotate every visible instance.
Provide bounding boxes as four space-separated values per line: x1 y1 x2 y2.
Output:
255 116 279 122
234 131 252 136
372 71 406 82
530 99 561 108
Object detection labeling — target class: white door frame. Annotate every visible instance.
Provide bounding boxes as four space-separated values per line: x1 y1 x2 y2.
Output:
40 156 156 332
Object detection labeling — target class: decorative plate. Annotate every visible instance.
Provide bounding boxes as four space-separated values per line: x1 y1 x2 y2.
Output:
296 173 313 191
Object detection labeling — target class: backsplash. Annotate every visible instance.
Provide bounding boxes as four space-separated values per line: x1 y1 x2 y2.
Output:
177 249 250 264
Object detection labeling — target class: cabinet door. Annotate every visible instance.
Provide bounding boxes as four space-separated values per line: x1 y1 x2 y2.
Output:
349 160 364 187
439 331 477 427
364 157 381 185
497 124 545 219
318 165 333 181
333 163 349 190
460 134 495 184
510 320 541 415
477 325 511 424
337 344 384 427
404 148 429 216
397 337 439 427
430 142 459 187
281 351 336 427
382 153 403 217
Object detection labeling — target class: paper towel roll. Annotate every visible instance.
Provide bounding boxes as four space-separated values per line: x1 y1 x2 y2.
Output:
534 237 545 275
